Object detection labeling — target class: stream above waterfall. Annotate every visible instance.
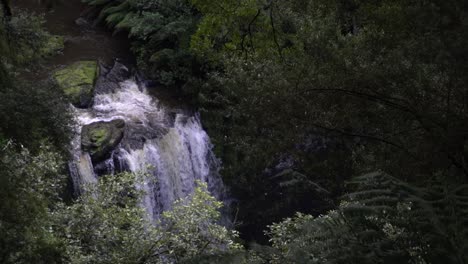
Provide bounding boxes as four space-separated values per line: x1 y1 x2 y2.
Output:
12 0 133 79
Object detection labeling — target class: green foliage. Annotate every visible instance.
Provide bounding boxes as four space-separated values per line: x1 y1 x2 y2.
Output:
0 146 241 263
82 0 201 91
0 143 66 264
52 175 242 263
0 8 70 152
190 0 314 63
52 172 156 264
189 0 468 240
161 181 243 261
0 9 70 262
0 77 72 152
1 10 63 64
265 172 468 264
3 1 468 262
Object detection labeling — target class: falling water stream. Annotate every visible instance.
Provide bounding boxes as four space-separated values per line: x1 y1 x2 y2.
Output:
13 0 228 222
68 68 227 221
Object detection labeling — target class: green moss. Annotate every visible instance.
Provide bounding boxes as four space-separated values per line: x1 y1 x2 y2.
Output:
53 61 99 108
81 120 125 162
39 35 64 58
90 128 109 145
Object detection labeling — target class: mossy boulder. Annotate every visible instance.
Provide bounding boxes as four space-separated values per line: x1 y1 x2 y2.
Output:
54 61 99 108
81 119 125 162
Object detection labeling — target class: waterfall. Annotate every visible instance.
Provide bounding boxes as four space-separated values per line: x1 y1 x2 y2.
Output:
69 71 227 221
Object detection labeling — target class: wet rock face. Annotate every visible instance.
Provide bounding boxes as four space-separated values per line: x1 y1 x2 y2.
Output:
81 119 125 162
53 60 99 108
94 61 130 94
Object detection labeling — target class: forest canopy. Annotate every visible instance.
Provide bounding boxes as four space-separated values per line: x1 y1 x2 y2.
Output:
1 0 468 263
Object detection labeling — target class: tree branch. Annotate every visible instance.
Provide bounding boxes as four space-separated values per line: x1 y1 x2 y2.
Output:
268 1 283 60
310 122 418 160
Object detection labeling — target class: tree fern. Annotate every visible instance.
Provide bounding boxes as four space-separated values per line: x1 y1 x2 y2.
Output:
81 0 199 87
266 171 468 264
345 172 468 263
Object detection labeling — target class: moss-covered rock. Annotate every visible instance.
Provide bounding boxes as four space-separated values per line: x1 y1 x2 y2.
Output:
81 119 125 162
54 61 99 108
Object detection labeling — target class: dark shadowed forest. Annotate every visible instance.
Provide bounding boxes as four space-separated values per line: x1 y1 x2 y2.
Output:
1 0 468 263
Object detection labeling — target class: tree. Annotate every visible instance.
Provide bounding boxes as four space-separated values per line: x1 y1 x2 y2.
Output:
1 8 71 152
0 143 66 264
188 0 468 242
53 174 242 264
0 8 71 263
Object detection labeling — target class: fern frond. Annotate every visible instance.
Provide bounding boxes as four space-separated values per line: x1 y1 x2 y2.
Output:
105 11 127 27
268 171 468 263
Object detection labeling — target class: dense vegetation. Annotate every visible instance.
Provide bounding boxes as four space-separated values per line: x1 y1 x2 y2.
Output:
2 0 468 263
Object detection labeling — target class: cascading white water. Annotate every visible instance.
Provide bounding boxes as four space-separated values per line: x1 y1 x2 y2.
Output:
69 78 227 221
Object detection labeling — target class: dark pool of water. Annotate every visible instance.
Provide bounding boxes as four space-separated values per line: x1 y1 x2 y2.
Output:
12 0 134 76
